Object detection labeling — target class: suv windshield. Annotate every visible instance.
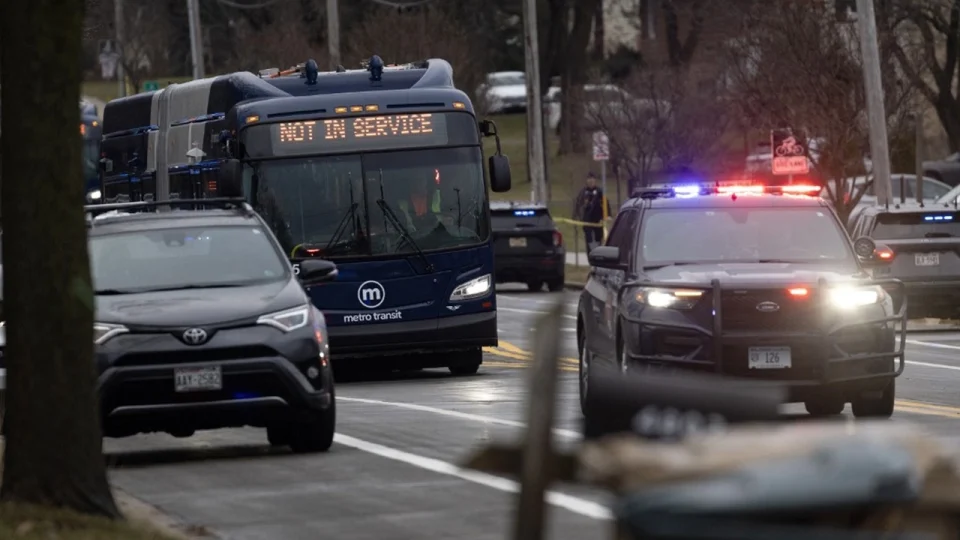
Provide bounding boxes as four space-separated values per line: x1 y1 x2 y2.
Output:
245 147 488 258
490 74 524 86
873 212 960 240
640 207 854 264
90 225 288 293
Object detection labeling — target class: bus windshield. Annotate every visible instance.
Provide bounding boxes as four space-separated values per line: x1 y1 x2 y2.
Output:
244 146 488 258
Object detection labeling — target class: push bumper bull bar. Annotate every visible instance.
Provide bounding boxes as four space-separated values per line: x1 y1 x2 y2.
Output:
622 278 907 385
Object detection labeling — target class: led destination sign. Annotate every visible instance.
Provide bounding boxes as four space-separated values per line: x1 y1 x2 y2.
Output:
268 113 449 154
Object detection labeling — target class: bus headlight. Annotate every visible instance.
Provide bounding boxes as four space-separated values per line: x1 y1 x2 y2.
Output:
827 286 882 310
87 189 102 201
450 274 492 301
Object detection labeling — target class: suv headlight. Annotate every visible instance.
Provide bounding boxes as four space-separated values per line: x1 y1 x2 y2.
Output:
827 286 883 310
257 305 310 332
94 322 128 344
450 274 492 302
635 288 704 310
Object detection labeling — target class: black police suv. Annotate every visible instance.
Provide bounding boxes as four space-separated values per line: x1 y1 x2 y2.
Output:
68 198 338 452
491 201 565 291
576 184 906 419
851 201 960 319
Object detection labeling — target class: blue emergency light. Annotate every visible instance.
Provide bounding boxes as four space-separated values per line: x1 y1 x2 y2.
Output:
514 209 536 217
924 215 954 221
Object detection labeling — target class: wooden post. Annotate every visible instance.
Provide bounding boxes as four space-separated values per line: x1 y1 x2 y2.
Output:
512 299 565 540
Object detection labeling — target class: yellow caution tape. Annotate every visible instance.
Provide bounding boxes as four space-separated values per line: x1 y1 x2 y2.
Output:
553 217 612 228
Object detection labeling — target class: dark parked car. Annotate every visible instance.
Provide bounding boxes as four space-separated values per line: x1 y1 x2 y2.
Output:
491 202 565 291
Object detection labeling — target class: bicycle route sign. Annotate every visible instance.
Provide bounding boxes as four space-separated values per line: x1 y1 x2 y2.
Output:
770 129 809 175
592 131 609 161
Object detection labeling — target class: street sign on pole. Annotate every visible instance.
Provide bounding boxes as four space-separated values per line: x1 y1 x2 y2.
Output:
592 131 609 162
770 129 809 175
143 81 160 92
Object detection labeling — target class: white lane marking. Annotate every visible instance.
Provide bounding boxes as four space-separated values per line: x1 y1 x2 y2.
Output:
907 360 960 371
905 339 960 351
498 306 577 320
338 397 581 439
334 433 612 521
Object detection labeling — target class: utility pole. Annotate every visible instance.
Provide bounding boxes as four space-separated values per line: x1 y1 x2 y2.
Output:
186 0 205 79
855 0 891 206
327 0 341 69
523 0 547 204
915 107 925 202
114 0 126 97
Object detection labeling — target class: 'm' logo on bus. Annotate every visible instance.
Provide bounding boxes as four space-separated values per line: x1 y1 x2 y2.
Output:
358 281 386 309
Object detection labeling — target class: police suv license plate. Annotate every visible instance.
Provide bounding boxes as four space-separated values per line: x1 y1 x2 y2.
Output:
174 366 222 392
915 253 939 266
748 347 791 369
509 237 527 248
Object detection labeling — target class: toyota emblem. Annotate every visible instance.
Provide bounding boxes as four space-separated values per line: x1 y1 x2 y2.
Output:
755 301 780 313
182 328 208 345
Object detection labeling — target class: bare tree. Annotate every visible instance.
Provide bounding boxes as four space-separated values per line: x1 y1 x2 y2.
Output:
227 0 321 73
1 0 120 518
343 6 488 104
84 0 174 92
724 0 913 222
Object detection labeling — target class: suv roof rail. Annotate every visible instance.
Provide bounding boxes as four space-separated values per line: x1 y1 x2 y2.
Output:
84 197 251 217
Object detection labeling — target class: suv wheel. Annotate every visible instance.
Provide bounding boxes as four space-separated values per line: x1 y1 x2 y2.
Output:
288 398 336 453
526 280 544 292
804 390 845 417
547 278 564 292
851 379 895 419
266 424 291 447
449 348 482 375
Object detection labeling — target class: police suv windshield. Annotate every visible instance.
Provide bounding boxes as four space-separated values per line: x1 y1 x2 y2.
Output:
872 212 960 240
244 148 488 258
640 207 854 265
90 226 288 293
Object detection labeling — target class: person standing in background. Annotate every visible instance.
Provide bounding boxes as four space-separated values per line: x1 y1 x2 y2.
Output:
574 172 610 252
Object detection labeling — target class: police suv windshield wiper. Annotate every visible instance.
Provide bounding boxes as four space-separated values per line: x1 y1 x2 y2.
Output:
642 262 703 271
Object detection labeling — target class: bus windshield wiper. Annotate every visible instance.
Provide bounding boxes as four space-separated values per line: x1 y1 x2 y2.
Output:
374 168 434 273
642 262 702 271
376 199 435 273
323 202 360 253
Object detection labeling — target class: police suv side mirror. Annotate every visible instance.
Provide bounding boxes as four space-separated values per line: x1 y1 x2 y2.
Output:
588 245 624 269
488 155 511 193
296 259 338 285
219 159 244 197
853 236 893 266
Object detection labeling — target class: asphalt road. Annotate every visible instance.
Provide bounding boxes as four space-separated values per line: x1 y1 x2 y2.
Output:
106 287 960 539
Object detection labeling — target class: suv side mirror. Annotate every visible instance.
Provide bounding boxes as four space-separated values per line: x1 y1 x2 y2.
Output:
296 259 338 284
853 236 893 266
588 245 624 269
489 154 512 193
219 159 244 197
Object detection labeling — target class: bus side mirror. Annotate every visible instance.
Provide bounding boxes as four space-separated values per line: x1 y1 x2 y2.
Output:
489 155 511 193
219 159 243 197
99 157 113 173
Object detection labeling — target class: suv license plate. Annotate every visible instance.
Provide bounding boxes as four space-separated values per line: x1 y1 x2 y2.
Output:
509 237 527 248
748 347 791 369
915 253 939 266
174 366 222 392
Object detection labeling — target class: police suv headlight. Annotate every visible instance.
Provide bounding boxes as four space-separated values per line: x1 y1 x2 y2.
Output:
94 322 128 344
450 274 492 302
827 286 883 310
257 305 310 332
635 288 704 310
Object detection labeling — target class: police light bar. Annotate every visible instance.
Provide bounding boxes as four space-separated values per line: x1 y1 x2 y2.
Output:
514 209 537 216
924 214 954 221
670 183 821 197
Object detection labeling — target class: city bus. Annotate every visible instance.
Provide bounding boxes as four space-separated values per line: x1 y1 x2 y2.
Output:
97 56 512 375
80 101 102 201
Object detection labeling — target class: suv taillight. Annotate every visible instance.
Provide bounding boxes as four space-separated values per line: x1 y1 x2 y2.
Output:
553 230 563 247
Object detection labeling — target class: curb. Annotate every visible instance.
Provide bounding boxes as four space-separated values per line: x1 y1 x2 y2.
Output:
115 488 215 539
564 281 586 290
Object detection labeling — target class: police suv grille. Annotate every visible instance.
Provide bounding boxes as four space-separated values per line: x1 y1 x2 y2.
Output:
721 289 819 332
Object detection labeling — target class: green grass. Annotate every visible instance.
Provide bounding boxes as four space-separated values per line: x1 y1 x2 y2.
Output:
482 113 610 248
0 502 181 539
81 77 193 103
565 264 591 284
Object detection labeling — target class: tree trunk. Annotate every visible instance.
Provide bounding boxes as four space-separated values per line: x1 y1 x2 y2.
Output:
558 0 600 155
0 0 120 518
593 0 605 63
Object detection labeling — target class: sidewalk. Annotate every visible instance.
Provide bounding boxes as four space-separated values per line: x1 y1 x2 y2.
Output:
566 252 590 266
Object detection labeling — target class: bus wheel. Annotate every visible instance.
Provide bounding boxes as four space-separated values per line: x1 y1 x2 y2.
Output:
449 349 482 376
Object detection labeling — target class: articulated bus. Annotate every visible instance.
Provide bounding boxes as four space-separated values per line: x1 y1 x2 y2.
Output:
97 57 512 375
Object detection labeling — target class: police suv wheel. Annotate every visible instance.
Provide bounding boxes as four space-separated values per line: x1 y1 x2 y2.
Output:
804 392 845 417
578 337 592 415
288 399 336 453
547 279 564 292
526 280 544 292
266 424 291 447
851 379 895 419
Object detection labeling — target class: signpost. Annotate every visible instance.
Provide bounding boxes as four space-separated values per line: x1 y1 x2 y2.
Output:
592 131 610 240
770 129 809 180
143 81 160 92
